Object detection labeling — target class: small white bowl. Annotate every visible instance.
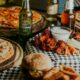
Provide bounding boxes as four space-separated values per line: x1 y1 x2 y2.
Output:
51 27 71 42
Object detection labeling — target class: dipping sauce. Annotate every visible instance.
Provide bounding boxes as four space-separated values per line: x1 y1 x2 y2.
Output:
51 27 71 42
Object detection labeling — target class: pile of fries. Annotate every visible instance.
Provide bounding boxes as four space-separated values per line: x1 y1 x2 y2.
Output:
54 40 78 55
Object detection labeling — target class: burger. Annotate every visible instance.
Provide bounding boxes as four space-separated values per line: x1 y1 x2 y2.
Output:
23 53 53 78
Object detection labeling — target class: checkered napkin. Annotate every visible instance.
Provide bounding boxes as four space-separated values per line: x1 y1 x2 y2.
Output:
0 67 23 80
26 37 80 74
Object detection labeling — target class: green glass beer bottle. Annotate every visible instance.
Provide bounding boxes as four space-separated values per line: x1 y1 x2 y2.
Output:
19 0 32 47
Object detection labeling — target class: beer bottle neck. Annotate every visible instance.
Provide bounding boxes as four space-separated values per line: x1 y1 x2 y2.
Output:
69 0 74 14
68 0 74 10
65 0 69 10
22 0 30 12
64 0 74 12
54 0 58 3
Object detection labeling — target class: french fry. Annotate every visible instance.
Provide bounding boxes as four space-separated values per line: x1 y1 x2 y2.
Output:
68 45 78 55
65 46 71 56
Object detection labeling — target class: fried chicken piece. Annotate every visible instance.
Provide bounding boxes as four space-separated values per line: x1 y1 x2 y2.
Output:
47 38 56 50
34 29 57 51
54 40 67 55
57 40 67 48
40 35 46 43
55 48 63 54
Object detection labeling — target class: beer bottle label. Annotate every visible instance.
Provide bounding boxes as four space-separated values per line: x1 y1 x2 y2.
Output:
20 15 31 36
20 26 31 36
47 4 58 15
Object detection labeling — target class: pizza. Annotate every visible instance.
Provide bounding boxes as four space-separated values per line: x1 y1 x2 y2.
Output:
0 6 43 29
